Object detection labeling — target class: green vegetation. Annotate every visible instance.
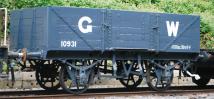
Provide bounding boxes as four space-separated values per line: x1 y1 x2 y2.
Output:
0 0 213 48
0 13 3 39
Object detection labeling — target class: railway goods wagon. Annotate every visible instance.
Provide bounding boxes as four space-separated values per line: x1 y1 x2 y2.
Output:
10 7 200 59
8 7 201 94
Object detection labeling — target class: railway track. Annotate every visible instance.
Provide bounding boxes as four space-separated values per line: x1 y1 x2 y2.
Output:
1 85 214 99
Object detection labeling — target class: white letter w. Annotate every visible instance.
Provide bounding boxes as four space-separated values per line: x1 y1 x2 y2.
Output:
166 21 179 37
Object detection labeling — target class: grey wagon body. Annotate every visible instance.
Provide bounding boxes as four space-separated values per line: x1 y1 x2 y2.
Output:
10 7 200 59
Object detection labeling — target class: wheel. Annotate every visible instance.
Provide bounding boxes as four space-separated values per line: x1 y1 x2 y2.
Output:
119 74 142 89
192 75 210 87
59 60 94 94
36 60 61 90
146 62 173 91
59 66 92 94
118 61 143 89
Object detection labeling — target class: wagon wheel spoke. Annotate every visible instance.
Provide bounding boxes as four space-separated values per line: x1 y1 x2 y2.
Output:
126 75 131 85
131 75 136 85
162 83 165 88
51 81 54 87
69 82 72 88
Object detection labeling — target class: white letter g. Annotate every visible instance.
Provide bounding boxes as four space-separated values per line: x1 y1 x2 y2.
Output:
78 16 92 33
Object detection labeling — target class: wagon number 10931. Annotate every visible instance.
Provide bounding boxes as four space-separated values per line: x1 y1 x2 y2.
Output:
61 41 77 47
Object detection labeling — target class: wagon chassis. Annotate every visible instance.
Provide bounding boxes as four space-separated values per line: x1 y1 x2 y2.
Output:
4 48 200 94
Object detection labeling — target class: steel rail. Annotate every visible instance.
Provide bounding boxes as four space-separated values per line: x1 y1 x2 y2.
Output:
1 86 214 98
